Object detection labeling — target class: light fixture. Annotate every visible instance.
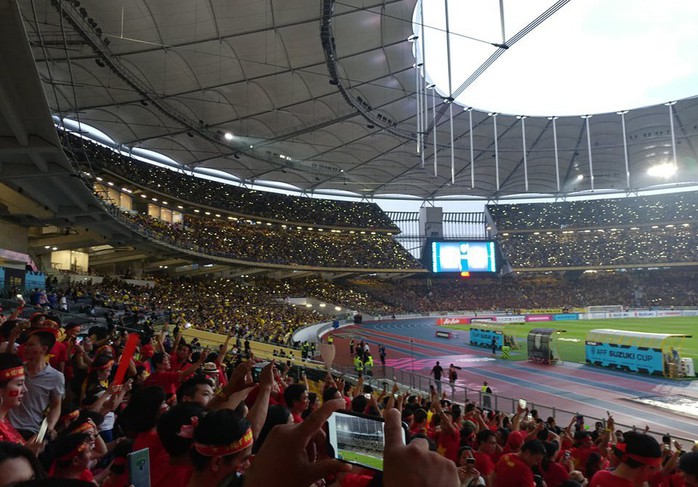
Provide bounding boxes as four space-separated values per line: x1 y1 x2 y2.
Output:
647 162 677 178
223 132 234 141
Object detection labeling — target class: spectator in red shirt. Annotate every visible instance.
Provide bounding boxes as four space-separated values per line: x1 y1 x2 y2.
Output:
145 351 205 396
491 440 547 487
176 376 215 407
152 402 206 487
679 451 698 487
188 409 254 487
283 384 309 423
540 441 571 487
590 432 662 487
473 429 499 481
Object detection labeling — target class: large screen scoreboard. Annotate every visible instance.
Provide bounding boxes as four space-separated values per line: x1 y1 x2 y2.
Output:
430 241 498 273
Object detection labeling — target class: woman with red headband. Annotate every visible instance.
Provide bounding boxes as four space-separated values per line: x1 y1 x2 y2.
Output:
0 353 28 444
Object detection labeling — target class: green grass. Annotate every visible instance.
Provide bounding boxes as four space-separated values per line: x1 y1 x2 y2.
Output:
444 317 698 364
338 449 384 470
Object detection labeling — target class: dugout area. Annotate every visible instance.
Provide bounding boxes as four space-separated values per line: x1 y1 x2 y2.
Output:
585 329 693 378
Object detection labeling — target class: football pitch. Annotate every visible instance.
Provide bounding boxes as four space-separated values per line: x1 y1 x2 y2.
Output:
444 317 698 364
338 449 383 470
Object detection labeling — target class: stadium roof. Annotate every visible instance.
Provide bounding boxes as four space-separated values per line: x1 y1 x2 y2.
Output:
18 0 698 201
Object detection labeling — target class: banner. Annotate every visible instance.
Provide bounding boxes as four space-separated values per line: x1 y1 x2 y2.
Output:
553 313 579 321
493 315 526 323
585 341 664 375
0 267 4 290
525 315 553 322
435 330 458 339
470 328 503 349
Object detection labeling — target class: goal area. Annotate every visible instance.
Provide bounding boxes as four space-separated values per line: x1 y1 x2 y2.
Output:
586 305 624 313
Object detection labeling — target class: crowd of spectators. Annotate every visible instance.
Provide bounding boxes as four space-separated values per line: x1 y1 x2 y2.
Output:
32 268 698 331
0 311 696 487
113 209 422 270
56 277 323 345
487 193 698 231
63 132 398 230
351 270 698 312
497 226 698 268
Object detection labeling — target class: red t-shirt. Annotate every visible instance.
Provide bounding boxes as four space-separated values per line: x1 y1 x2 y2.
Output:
571 446 599 470
542 461 570 487
133 430 164 460
434 428 461 463
590 470 634 487
474 450 496 477
49 341 68 371
492 453 535 487
144 371 179 395
151 450 193 487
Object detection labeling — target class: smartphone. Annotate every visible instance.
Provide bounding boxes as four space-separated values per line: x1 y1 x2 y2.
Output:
128 448 150 487
327 410 405 472
35 418 48 444
563 451 571 461
16 294 23 300
466 457 476 466
518 399 527 409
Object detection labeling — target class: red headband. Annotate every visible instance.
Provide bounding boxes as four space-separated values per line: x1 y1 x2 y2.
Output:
193 428 253 457
0 366 24 382
615 443 662 467
60 410 80 423
57 441 89 462
72 422 94 435
90 360 114 372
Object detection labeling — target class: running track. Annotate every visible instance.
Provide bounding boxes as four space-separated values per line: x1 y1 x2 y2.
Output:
330 318 698 440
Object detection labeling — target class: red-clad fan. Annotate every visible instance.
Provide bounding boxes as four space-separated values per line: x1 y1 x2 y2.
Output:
491 440 547 487
0 353 27 445
590 432 662 487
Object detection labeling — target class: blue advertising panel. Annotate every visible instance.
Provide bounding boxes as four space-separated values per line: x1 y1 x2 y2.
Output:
553 313 579 321
0 267 4 289
24 271 46 291
431 241 497 273
585 341 664 375
470 328 503 349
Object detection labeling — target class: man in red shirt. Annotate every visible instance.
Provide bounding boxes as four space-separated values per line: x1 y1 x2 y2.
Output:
144 351 205 396
431 403 461 463
491 440 547 487
590 432 662 487
473 429 500 481
679 451 698 487
283 384 309 423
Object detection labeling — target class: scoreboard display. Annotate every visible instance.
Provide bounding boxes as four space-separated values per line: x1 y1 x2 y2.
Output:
430 241 497 273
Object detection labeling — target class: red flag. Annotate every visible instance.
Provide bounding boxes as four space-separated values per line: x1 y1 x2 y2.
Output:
113 333 139 386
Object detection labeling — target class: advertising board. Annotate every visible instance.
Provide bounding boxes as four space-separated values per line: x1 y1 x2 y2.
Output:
585 342 664 375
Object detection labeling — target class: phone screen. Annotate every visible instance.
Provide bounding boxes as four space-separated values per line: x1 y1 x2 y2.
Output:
327 411 403 471
518 399 526 409
128 448 150 487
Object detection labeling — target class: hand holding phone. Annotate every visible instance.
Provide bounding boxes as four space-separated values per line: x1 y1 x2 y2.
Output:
244 399 351 487
383 409 459 486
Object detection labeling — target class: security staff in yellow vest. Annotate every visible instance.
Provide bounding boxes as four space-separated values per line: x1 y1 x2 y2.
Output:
364 354 374 376
327 334 334 345
481 381 492 409
354 354 363 375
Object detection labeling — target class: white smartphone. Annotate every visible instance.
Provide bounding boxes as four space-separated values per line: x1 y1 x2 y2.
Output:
326 410 405 472
518 398 527 409
35 418 48 443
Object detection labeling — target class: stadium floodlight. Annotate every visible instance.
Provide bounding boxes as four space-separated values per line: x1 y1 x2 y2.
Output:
223 132 234 141
647 162 677 179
